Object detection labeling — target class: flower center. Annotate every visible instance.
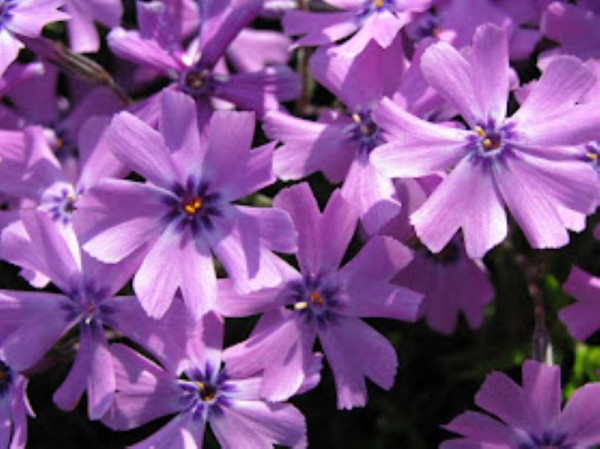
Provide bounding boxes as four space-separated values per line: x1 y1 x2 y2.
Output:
475 126 503 151
288 275 341 324
183 196 203 216
195 381 218 402
181 68 212 97
168 178 222 236
41 184 81 226
349 111 383 154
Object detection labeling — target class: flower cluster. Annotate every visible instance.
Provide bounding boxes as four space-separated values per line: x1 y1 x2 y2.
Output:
0 0 599 448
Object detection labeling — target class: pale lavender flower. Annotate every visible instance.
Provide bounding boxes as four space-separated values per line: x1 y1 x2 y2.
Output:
219 183 422 409
0 210 180 420
80 90 296 320
542 1 600 61
442 360 600 449
394 238 494 334
265 37 406 235
371 24 599 258
283 0 432 56
102 312 307 449
108 0 299 129
0 359 31 449
64 0 122 53
406 0 542 60
559 267 600 341
0 0 68 76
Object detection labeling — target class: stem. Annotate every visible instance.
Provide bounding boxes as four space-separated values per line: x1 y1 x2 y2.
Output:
295 0 312 116
515 253 552 364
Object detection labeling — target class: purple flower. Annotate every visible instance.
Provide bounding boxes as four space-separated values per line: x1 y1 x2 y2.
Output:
442 360 600 449
406 0 542 60
559 266 600 341
265 37 406 235
0 118 126 286
0 0 68 76
542 1 600 61
219 183 422 409
0 359 31 449
394 238 494 334
108 0 299 129
63 0 122 53
0 210 185 419
103 313 307 449
283 0 432 56
371 24 599 258
80 90 297 320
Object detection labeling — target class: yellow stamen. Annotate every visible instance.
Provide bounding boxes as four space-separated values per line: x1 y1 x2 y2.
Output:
374 0 384 7
195 381 205 390
475 126 486 138
294 301 308 310
352 113 362 124
183 197 203 215
482 138 493 150
587 152 598 161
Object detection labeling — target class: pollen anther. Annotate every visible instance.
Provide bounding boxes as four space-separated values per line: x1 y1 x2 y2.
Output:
309 291 325 306
587 152 598 161
374 0 384 7
482 138 492 150
475 126 486 138
294 301 308 310
183 197 203 215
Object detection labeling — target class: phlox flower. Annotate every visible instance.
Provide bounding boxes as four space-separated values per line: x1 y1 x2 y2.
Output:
0 0 68 77
219 183 422 409
407 0 543 60
102 312 307 449
0 210 184 420
394 238 493 334
442 360 600 449
63 0 122 53
371 24 600 258
283 0 432 57
108 0 299 129
0 359 31 449
80 90 297 320
542 1 600 61
559 266 600 341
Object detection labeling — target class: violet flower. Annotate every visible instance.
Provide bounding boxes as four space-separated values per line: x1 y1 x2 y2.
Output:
219 183 422 409
0 0 68 77
0 359 31 449
442 360 600 449
371 24 599 258
80 90 297 320
406 0 542 60
559 266 600 341
64 0 122 53
394 238 494 334
108 0 299 129
0 210 180 420
542 1 600 61
265 37 406 235
0 119 126 286
102 312 307 449
283 0 432 56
